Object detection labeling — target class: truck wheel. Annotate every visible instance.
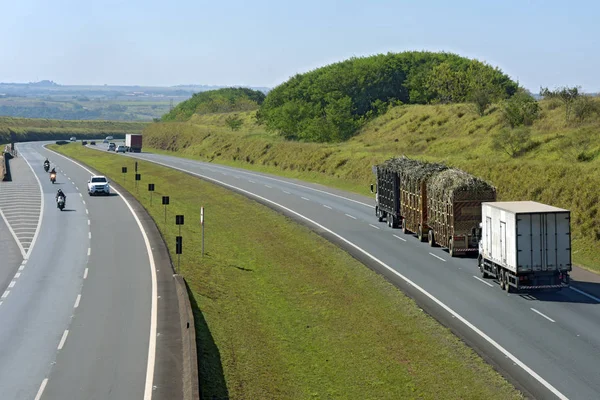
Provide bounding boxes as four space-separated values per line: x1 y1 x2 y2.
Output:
499 269 506 290
417 226 423 241
449 239 455 257
401 218 408 234
504 271 512 293
478 257 488 278
376 207 383 222
428 230 435 247
388 214 394 228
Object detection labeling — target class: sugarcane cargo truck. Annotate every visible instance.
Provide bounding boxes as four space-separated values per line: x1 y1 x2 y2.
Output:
372 157 496 256
125 134 142 153
478 201 571 292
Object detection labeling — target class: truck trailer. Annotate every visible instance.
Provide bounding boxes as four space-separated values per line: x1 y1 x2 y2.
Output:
125 134 143 153
426 169 496 256
478 201 571 292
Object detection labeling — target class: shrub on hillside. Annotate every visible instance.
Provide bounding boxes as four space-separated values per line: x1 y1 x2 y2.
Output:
572 95 599 122
258 51 517 142
491 127 535 157
501 90 540 127
540 86 580 123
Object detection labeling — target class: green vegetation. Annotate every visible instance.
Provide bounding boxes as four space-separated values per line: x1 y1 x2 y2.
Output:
0 116 146 143
257 51 518 142
161 87 266 122
51 143 521 400
144 97 600 272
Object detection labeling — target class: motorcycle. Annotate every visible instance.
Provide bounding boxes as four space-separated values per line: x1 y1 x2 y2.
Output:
50 172 56 184
44 162 50 172
57 196 65 211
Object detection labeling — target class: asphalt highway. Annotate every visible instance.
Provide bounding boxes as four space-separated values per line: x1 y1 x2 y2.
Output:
101 142 600 400
0 142 155 400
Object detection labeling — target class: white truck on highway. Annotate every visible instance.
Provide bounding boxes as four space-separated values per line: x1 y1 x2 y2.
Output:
478 201 571 292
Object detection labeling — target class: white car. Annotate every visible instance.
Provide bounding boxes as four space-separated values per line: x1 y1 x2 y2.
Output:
116 145 127 153
87 175 110 196
70 137 77 142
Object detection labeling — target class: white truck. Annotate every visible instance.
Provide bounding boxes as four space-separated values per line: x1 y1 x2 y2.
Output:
478 201 571 292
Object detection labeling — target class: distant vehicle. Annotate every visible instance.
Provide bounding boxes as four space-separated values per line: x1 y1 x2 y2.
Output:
107 143 116 151
478 201 571 292
90 141 96 145
87 175 110 196
70 137 76 142
82 140 88 145
103 139 109 144
116 145 126 153
125 134 142 153
105 136 114 140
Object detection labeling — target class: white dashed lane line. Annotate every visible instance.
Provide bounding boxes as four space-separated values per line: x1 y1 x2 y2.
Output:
531 308 556 323
345 214 357 220
57 330 69 350
248 180 255 183
83 268 89 279
369 224 381 230
323 205 332 209
283 190 291 194
264 185 272 188
301 197 310 201
74 294 81 308
473 276 494 287
34 379 48 400
429 253 446 262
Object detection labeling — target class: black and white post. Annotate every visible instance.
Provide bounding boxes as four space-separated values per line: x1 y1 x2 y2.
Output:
201 206 205 257
175 235 182 274
162 195 170 227
121 166 127 183
148 183 155 205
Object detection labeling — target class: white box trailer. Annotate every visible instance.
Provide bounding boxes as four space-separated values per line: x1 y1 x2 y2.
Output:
478 201 571 292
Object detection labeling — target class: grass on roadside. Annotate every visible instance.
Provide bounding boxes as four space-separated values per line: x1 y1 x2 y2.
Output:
51 143 522 400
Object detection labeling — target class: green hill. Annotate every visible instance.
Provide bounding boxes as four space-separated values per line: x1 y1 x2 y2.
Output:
0 116 146 143
257 51 518 142
161 87 266 122
143 97 600 272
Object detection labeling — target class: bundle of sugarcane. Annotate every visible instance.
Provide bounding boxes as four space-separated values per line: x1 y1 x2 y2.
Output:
427 168 496 202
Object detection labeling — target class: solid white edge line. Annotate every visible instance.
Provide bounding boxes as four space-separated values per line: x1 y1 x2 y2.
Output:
83 268 88 279
473 276 494 287
74 294 81 308
46 146 158 400
34 378 48 400
115 156 569 400
369 224 381 230
57 330 69 350
392 234 407 242
345 213 357 219
429 252 447 262
531 308 556 323
323 205 332 209
569 286 600 303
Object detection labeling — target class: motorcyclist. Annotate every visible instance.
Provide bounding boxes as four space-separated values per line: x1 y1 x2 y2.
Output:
50 167 56 174
56 189 66 202
43 158 50 171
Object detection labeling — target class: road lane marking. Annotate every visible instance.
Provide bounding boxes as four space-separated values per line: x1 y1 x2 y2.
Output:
57 330 69 350
19 264 25 271
2 291 9 299
88 219 90 226
283 190 291 194
34 379 48 400
88 232 91 239
570 286 600 303
345 213 357 219
76 186 79 190
86 209 89 215
369 224 381 230
323 205 332 209
80 145 569 400
83 268 89 279
429 253 446 262
82 200 86 205
531 308 556 323
8 281 15 288
301 197 310 201
74 294 81 308
248 180 255 183
393 234 407 242
473 276 494 287
265 184 272 188
15 273 21 278
87 247 91 256
80 193 83 197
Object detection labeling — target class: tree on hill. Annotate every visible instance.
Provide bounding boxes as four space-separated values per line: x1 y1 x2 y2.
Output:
258 51 518 142
540 86 580 123
225 115 243 131
161 87 266 121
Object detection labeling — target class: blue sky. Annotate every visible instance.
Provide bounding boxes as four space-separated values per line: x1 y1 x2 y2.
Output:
1 0 598 92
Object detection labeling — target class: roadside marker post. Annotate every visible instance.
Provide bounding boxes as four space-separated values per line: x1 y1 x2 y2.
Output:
135 173 141 191
201 207 205 257
175 214 184 236
121 166 127 182
175 236 182 273
162 196 170 227
148 183 155 205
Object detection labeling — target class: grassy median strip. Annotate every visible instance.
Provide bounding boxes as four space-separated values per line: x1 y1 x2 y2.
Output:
51 144 522 400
